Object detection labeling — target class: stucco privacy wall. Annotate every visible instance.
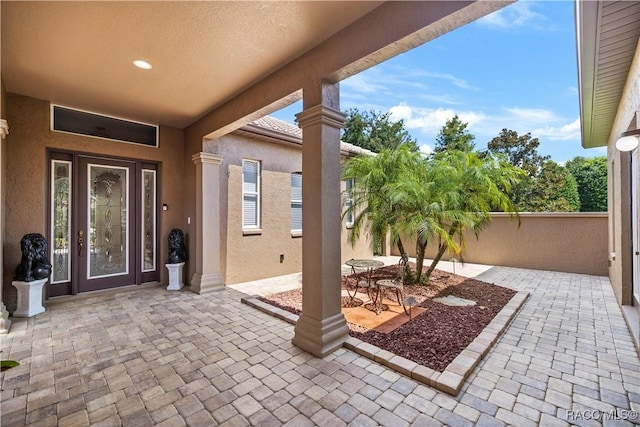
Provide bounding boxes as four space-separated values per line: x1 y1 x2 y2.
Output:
2 94 185 301
392 213 608 276
208 133 372 285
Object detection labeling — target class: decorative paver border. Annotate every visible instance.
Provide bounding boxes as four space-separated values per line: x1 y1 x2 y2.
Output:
241 291 529 396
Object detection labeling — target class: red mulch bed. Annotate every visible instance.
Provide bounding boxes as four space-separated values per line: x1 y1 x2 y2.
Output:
258 263 516 372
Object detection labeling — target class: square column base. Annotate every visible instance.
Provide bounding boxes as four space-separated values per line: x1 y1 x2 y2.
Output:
165 262 186 291
293 312 349 358
0 303 11 334
12 278 47 317
190 272 224 294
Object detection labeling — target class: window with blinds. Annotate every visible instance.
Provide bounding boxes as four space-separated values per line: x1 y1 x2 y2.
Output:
345 178 354 227
291 172 302 233
242 160 261 229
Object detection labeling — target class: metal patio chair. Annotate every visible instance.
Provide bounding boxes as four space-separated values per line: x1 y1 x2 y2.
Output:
375 254 409 315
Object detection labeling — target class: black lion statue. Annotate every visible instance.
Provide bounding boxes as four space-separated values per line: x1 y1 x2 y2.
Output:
15 233 52 282
166 229 188 264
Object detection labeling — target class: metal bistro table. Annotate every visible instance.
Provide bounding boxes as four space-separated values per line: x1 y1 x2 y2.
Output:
344 258 384 303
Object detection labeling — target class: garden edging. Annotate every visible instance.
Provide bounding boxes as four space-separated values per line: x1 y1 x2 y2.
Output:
241 290 529 396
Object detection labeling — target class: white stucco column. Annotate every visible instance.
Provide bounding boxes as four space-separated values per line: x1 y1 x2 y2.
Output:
292 81 348 357
191 152 224 293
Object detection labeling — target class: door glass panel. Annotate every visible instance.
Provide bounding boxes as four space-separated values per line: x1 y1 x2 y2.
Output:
51 160 71 283
142 169 156 272
89 164 128 278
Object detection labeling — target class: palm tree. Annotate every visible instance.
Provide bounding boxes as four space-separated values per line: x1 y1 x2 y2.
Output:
342 144 422 261
386 159 463 283
421 150 523 280
342 146 523 284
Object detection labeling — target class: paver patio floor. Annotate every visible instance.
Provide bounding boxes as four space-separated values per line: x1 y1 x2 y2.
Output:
1 266 639 426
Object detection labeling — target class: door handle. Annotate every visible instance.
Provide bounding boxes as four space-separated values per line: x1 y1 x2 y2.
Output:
78 230 84 256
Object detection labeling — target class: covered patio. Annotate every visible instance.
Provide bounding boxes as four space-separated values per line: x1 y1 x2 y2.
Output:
2 1 640 425
0 0 513 359
2 263 638 426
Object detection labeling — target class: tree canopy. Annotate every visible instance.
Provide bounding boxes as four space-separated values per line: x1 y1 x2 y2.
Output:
516 160 580 212
487 129 548 176
486 128 582 212
565 156 608 212
433 115 475 153
341 108 418 153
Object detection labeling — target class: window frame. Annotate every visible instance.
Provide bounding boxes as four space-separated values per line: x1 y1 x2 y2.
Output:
291 172 302 236
242 159 261 231
345 178 355 228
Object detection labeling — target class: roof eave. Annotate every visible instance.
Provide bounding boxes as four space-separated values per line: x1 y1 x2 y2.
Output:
236 121 369 157
576 0 605 149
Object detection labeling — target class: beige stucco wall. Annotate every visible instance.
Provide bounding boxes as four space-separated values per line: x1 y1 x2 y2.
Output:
1 78 6 308
341 179 374 266
392 213 608 276
607 149 633 305
208 133 371 285
3 93 185 303
606 40 640 306
1 93 371 295
182 129 200 284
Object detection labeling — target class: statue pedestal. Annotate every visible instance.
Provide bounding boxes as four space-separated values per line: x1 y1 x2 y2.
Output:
166 262 185 291
12 278 47 317
0 303 11 334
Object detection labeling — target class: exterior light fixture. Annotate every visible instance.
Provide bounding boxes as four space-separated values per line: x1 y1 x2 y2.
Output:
615 129 640 152
133 59 152 70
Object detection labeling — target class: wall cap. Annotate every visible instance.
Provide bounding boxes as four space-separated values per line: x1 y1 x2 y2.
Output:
490 212 607 219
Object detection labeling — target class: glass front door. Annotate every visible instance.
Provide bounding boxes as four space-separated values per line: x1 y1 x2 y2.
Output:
48 152 159 296
79 160 135 291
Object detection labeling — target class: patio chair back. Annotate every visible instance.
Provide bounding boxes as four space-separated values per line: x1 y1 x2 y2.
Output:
396 253 409 285
373 254 411 315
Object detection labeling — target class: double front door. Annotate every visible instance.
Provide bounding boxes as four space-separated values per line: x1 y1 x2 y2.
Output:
49 152 159 296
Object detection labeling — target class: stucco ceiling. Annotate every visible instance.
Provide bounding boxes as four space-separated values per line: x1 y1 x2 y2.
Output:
577 0 640 148
1 1 382 129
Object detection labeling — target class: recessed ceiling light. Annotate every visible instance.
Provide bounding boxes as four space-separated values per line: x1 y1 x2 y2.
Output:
133 59 152 70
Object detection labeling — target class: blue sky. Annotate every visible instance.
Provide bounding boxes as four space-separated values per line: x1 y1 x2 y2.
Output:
270 1 605 163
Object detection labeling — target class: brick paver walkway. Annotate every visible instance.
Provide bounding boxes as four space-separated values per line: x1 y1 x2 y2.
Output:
1 267 639 426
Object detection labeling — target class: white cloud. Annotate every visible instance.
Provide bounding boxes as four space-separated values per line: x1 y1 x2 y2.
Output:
532 118 581 141
408 70 476 90
388 103 412 122
504 107 556 123
467 108 577 140
485 109 580 142
477 1 546 30
388 103 487 136
416 93 460 105
343 73 388 95
419 144 434 155
387 102 581 148
341 65 471 110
